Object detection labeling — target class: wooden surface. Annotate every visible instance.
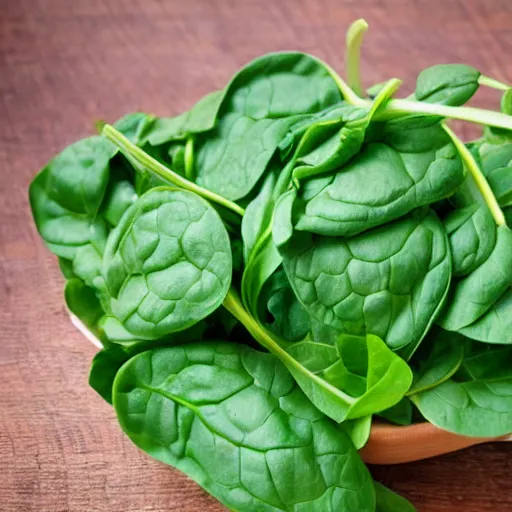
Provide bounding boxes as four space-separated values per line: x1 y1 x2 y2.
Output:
1 0 512 510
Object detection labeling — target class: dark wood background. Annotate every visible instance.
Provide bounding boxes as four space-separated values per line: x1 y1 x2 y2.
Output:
2 0 512 510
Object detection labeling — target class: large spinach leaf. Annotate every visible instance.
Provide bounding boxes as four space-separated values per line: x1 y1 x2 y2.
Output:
102 187 232 338
277 209 452 357
113 342 376 512
194 52 343 201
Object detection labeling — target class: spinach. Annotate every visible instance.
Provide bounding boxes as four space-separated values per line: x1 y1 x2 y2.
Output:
194 52 343 201
29 136 114 261
28 19 512 512
137 90 224 146
415 64 480 106
378 398 413 426
438 224 512 331
113 342 376 512
277 209 452 357
459 288 512 344
262 267 310 342
291 116 464 237
374 482 416 512
411 340 512 437
407 328 464 394
65 279 105 342
102 187 232 339
443 203 496 276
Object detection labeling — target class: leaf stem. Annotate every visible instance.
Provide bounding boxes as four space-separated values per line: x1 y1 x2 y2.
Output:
372 98 512 131
184 137 195 181
345 18 369 97
478 75 510 91
443 124 506 226
222 288 355 405
102 124 245 217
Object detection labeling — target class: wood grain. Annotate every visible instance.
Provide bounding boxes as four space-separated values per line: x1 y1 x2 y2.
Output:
1 0 512 510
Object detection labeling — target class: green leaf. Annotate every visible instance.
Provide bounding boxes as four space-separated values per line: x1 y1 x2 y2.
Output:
443 203 496 276
113 112 154 144
277 209 452 357
415 64 480 106
29 136 115 260
102 187 232 339
102 179 138 226
195 52 343 201
286 333 413 418
89 344 129 403
291 116 463 236
411 341 512 437
342 415 372 449
377 398 413 426
289 79 401 184
263 267 310 343
139 90 225 146
113 342 376 512
374 482 417 512
64 279 105 342
438 225 512 331
241 170 277 265
407 327 464 394
459 288 512 344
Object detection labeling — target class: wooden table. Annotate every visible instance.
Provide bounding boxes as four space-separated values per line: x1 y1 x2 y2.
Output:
1 0 512 510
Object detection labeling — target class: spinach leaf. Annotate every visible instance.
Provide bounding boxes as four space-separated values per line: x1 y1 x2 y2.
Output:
263 267 310 343
407 327 464 394
138 90 224 146
342 415 372 449
277 209 452 357
64 279 105 342
374 482 416 512
438 225 512 331
113 112 154 144
459 288 512 344
288 79 401 184
285 333 413 418
89 344 129 403
377 398 413 426
113 342 376 512
29 136 115 260
415 64 480 106
102 187 232 339
292 116 463 236
443 203 496 276
195 52 343 201
411 340 512 437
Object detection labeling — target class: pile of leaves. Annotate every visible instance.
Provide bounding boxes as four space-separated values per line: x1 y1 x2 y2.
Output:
29 19 512 512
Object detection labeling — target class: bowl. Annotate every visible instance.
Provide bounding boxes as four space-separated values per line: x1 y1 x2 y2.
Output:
70 313 511 465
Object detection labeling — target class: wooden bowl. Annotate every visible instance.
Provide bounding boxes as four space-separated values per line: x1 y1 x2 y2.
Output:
70 313 511 465
362 421 511 464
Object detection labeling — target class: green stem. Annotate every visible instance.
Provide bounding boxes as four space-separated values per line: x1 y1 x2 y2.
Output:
372 98 512 131
478 75 510 92
184 137 195 181
345 18 369 97
102 124 245 217
443 124 505 226
222 289 355 404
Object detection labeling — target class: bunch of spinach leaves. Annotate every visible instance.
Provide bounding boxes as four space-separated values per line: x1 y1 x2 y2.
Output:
29 19 512 512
